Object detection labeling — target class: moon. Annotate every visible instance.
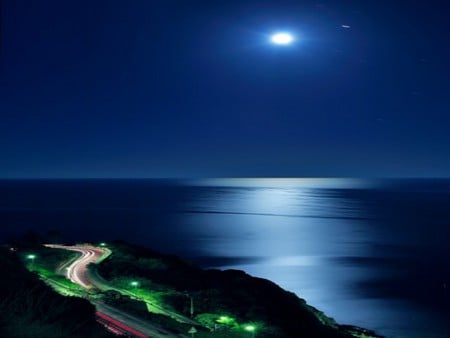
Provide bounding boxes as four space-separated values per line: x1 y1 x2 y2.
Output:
270 32 294 45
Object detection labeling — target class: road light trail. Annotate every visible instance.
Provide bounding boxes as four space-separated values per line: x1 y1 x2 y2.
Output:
94 300 178 338
45 244 181 337
54 244 199 326
96 311 149 338
45 244 106 288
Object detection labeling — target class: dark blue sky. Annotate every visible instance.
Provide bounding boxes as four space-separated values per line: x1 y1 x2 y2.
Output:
1 0 449 178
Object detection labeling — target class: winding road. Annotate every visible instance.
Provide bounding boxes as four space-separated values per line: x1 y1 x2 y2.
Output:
47 245 106 288
44 244 179 338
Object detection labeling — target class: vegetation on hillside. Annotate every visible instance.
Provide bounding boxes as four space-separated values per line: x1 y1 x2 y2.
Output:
97 241 381 338
0 246 113 338
2 231 381 338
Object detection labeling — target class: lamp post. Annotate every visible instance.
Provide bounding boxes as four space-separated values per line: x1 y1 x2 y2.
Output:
245 325 256 338
183 292 194 318
27 254 36 268
130 281 139 297
189 295 194 318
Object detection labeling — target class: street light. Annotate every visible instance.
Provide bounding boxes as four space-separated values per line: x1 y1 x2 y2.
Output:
245 325 256 338
189 295 194 318
130 281 139 297
26 254 36 268
217 316 233 325
183 291 195 318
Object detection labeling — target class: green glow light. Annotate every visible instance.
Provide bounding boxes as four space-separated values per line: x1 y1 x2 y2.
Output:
99 242 106 247
130 281 139 287
217 316 233 324
245 325 255 332
27 254 36 259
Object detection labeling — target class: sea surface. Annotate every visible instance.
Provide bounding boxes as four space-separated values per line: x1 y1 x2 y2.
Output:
1 178 450 337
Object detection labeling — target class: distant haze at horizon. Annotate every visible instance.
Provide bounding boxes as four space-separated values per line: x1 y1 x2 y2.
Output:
1 174 450 180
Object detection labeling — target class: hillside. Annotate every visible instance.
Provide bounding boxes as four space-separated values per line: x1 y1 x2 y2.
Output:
0 246 113 338
96 241 381 338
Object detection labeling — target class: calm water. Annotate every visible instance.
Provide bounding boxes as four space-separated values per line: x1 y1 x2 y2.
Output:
1 178 450 337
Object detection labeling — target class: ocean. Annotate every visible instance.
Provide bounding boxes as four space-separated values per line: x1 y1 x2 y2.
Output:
1 178 449 337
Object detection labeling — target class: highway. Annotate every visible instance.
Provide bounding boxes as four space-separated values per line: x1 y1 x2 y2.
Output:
89 267 199 326
45 244 107 288
44 244 182 338
96 311 148 338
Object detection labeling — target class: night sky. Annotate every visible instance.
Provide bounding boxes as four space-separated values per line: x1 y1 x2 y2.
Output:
1 0 450 178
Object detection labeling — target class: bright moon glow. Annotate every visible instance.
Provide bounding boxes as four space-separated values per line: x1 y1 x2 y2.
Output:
271 32 294 45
